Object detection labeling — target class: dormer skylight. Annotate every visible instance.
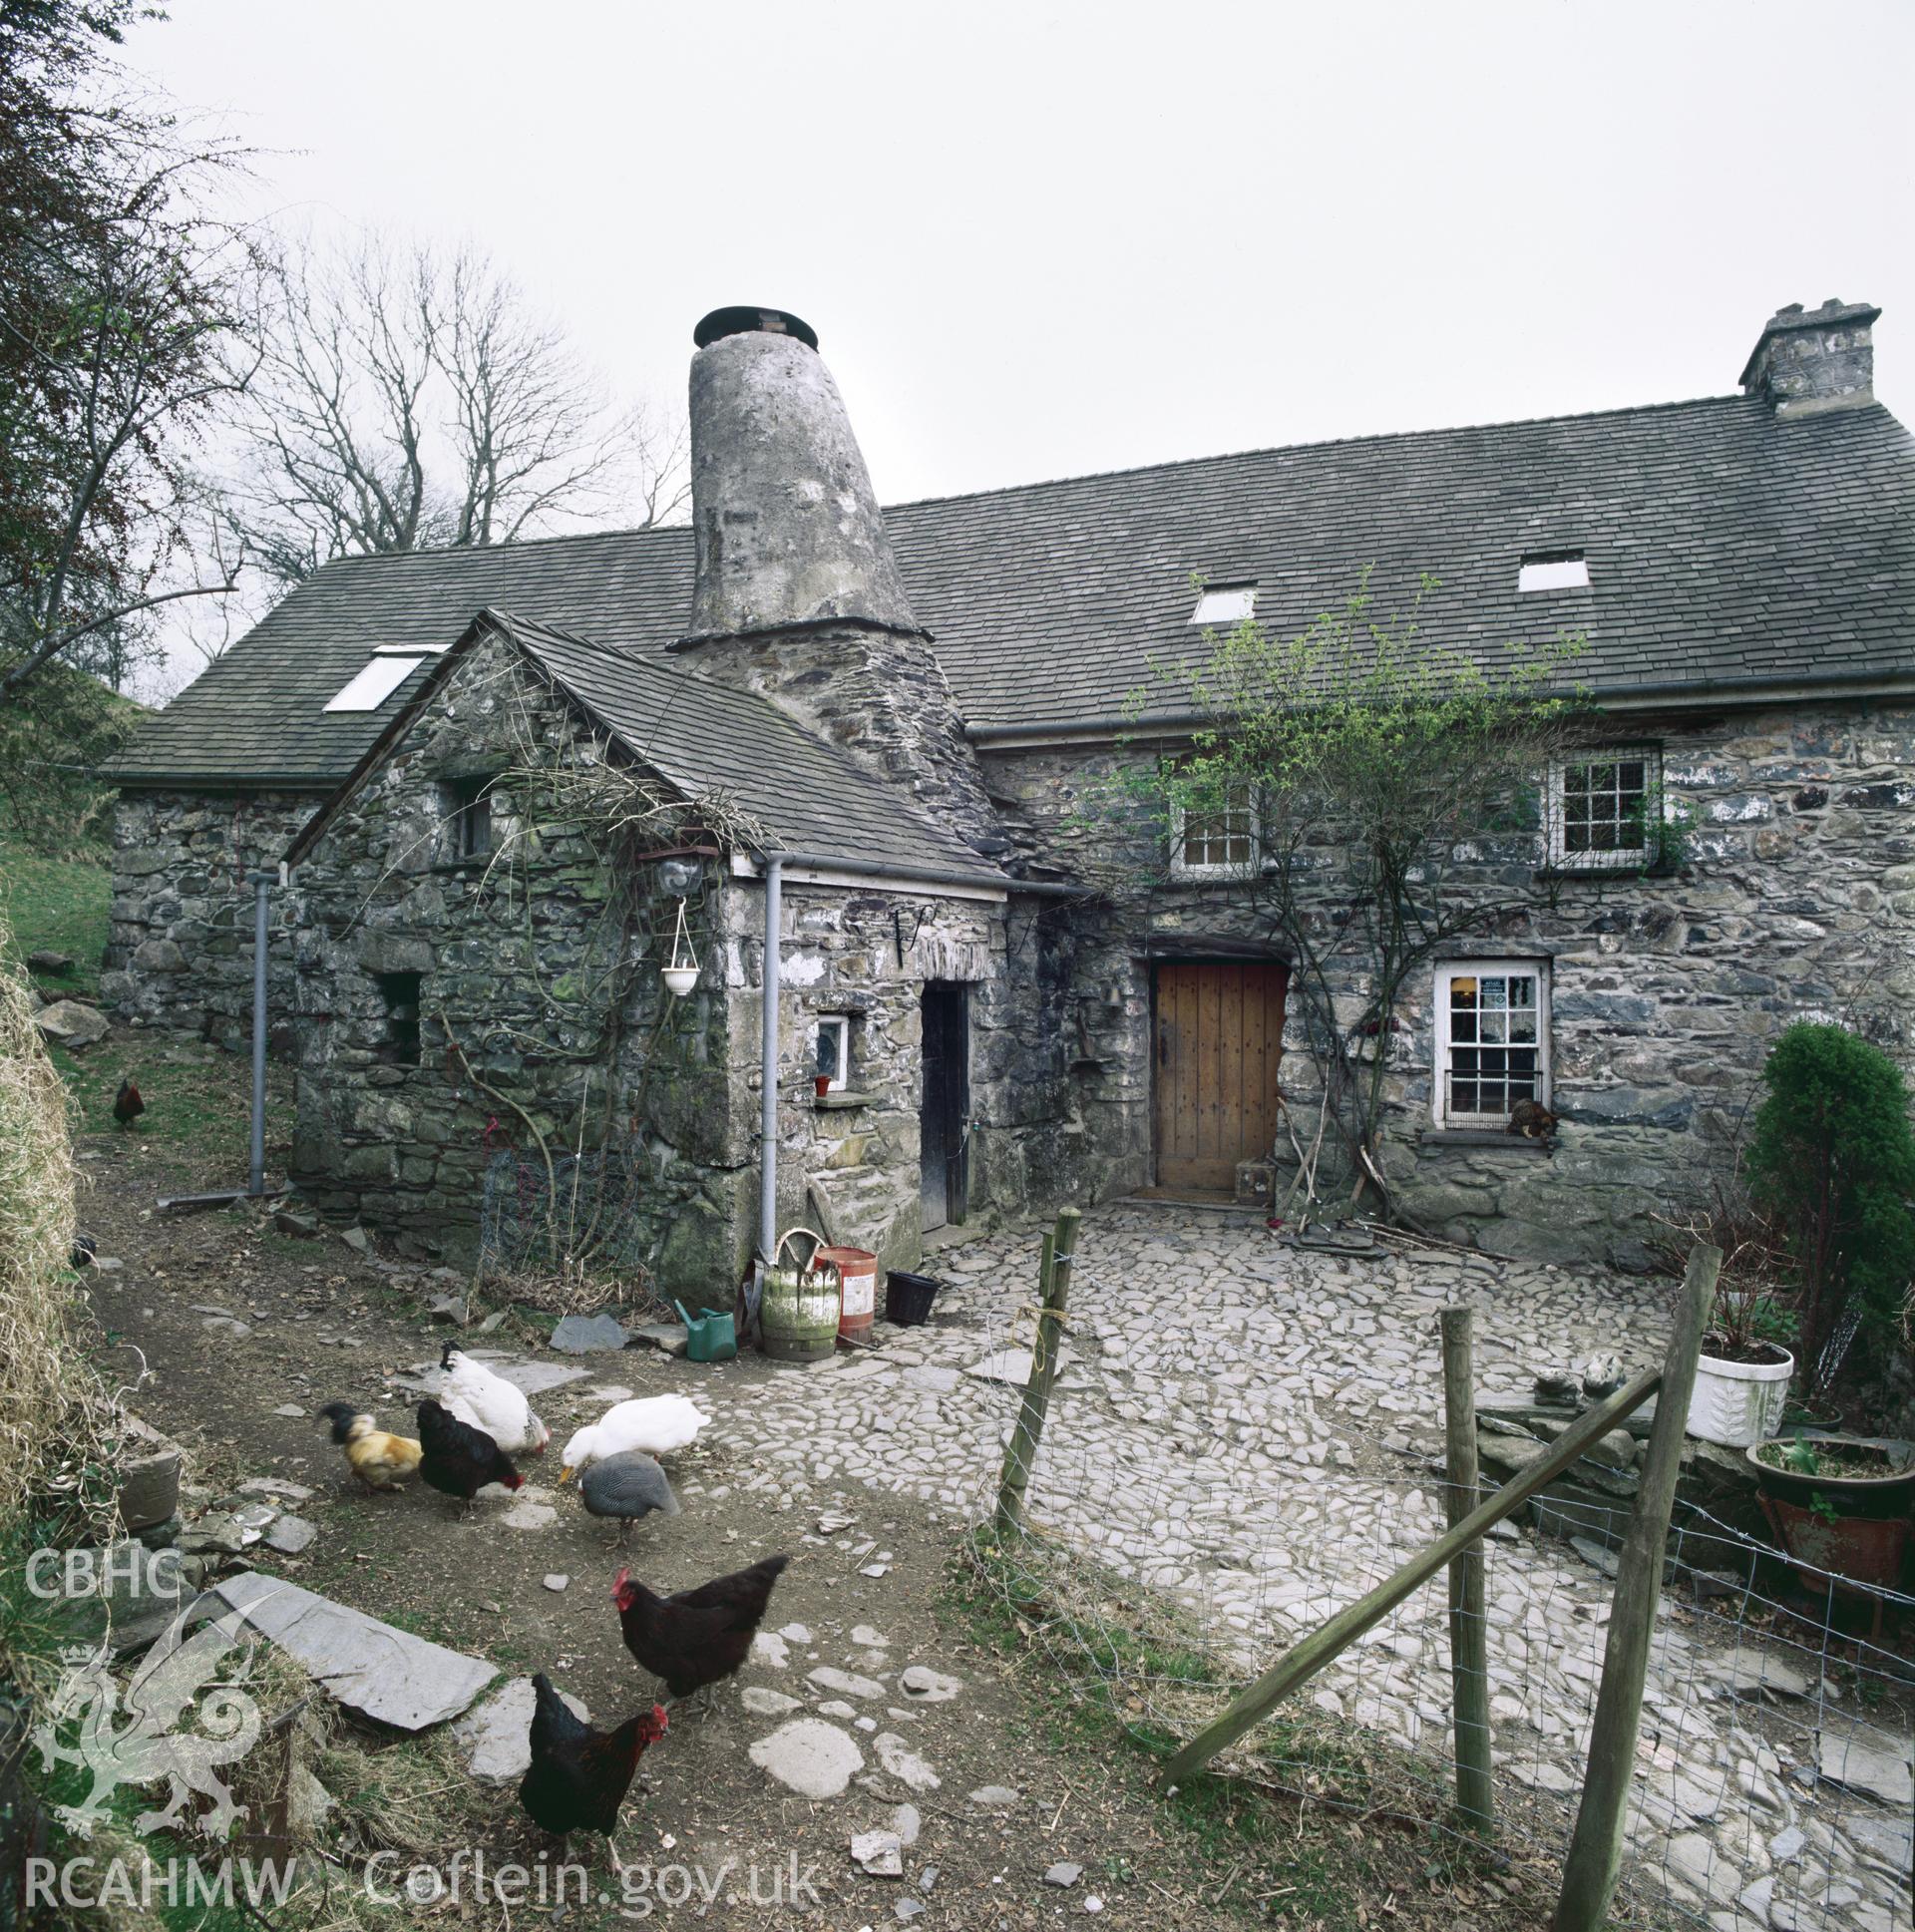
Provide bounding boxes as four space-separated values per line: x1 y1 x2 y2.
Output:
323 654 427 713
1189 582 1257 625
1518 552 1590 593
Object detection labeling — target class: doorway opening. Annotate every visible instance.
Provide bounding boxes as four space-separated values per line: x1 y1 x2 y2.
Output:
920 982 969 1233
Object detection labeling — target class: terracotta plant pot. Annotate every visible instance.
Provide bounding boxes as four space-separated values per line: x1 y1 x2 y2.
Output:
1747 1432 1915 1590
814 1074 832 1098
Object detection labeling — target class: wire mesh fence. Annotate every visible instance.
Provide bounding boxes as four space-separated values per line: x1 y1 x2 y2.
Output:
937 1213 1915 1931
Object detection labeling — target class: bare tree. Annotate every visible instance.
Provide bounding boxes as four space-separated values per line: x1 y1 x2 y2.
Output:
229 232 688 588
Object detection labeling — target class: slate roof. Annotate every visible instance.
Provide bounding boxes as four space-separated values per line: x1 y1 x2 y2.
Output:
112 391 1915 788
291 610 1008 884
493 613 1008 881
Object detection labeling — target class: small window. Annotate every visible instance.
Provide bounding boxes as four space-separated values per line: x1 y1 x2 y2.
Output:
444 777 493 861
1550 747 1660 868
1433 961 1549 1127
1518 552 1590 593
374 970 422 1067
323 655 427 712
1189 582 1258 625
814 1015 851 1093
1170 781 1258 878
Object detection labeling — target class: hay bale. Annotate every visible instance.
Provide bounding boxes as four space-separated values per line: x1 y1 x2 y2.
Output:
0 914 95 1536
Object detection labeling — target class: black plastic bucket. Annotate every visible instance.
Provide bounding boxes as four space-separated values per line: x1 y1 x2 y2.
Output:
885 1270 941 1327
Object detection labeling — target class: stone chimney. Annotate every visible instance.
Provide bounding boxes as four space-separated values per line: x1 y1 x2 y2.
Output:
1739 298 1880 419
676 307 1003 860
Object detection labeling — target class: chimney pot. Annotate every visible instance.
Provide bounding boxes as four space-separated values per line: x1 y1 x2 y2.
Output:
692 305 819 352
1738 297 1880 420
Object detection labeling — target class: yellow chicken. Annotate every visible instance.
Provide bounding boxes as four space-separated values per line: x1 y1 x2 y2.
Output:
318 1403 423 1493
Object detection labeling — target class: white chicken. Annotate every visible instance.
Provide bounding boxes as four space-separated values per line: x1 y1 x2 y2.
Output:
560 1393 708 1480
437 1344 552 1456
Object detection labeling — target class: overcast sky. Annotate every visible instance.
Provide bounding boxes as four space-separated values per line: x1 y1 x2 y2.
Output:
127 1 1913 546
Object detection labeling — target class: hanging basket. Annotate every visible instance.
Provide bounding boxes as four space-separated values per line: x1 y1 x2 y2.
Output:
661 898 699 998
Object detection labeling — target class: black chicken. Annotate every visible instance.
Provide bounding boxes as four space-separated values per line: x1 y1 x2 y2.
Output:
612 1554 790 1714
415 1398 523 1516
113 1078 145 1128
517 1674 667 1871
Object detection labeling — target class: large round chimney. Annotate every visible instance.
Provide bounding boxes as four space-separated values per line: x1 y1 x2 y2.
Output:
682 307 922 641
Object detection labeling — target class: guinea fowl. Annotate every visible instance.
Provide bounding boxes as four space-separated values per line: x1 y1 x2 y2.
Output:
568 1451 680 1545
612 1554 790 1714
415 1398 523 1517
518 1674 667 1872
113 1078 145 1128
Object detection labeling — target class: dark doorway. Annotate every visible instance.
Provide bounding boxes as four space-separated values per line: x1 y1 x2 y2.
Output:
921 982 969 1233
1153 961 1288 1193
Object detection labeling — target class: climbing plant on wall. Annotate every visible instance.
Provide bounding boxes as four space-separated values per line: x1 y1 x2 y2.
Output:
1091 570 1591 1223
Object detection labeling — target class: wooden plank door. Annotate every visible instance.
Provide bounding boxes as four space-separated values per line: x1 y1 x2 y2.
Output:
1153 962 1288 1192
921 983 969 1232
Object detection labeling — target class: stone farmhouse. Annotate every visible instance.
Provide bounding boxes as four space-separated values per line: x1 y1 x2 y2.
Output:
104 299 1915 1289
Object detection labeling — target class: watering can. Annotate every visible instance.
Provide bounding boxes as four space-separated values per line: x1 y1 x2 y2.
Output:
673 1299 738 1363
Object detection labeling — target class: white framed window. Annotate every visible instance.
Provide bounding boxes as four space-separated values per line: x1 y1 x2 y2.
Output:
1189 582 1257 625
1518 552 1590 593
814 1015 851 1092
1169 782 1258 879
1549 746 1660 868
1432 961 1549 1127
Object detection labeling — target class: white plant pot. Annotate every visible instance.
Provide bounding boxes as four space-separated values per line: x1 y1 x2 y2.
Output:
1686 1347 1793 1448
660 965 699 998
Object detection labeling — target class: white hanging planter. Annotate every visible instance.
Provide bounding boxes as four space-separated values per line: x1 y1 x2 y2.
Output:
1686 1344 1794 1448
660 897 700 998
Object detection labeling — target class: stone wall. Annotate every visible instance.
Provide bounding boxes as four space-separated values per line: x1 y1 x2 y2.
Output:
104 790 326 1048
983 697 1915 1269
281 634 746 1281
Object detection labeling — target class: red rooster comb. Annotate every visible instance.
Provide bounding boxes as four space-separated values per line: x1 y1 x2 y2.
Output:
643 1703 669 1742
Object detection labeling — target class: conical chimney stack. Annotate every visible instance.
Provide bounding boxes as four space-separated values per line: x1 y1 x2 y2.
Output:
683 308 921 641
674 308 1002 860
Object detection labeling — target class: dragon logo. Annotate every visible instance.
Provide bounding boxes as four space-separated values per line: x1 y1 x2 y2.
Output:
32 1594 274 1841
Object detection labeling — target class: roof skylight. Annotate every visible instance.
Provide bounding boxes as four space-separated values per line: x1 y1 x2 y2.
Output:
1518 553 1590 593
1189 582 1257 625
323 655 426 713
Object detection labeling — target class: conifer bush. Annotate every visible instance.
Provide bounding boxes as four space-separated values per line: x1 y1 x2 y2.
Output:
1742 1021 1915 1398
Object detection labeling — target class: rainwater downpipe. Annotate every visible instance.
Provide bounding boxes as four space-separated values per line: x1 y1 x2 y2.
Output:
248 870 270 1198
757 857 783 1265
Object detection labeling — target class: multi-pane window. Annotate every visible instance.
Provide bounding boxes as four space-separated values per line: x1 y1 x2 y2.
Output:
1171 783 1257 877
1552 748 1659 867
1433 962 1548 1126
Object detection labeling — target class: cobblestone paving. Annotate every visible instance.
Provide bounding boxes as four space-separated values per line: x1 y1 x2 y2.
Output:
703 1206 1912 1932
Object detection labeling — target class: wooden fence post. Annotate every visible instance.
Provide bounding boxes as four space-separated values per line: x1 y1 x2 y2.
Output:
1440 1306 1493 1835
992 1207 1080 1538
1551 1244 1720 1932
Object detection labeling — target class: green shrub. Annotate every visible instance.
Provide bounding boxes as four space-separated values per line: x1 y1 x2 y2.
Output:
1742 1022 1915 1397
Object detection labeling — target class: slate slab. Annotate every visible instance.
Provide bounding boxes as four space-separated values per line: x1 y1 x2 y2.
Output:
748 1719 864 1798
550 1315 629 1354
212 1571 495 1730
262 1516 317 1555
1816 1730 1913 1808
962 1349 1034 1385
453 1676 589 1783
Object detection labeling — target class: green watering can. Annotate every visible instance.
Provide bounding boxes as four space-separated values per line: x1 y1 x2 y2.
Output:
673 1299 737 1363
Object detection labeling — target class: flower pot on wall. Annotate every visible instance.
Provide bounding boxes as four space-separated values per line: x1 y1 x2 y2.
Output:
1686 1341 1793 1448
660 965 699 998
